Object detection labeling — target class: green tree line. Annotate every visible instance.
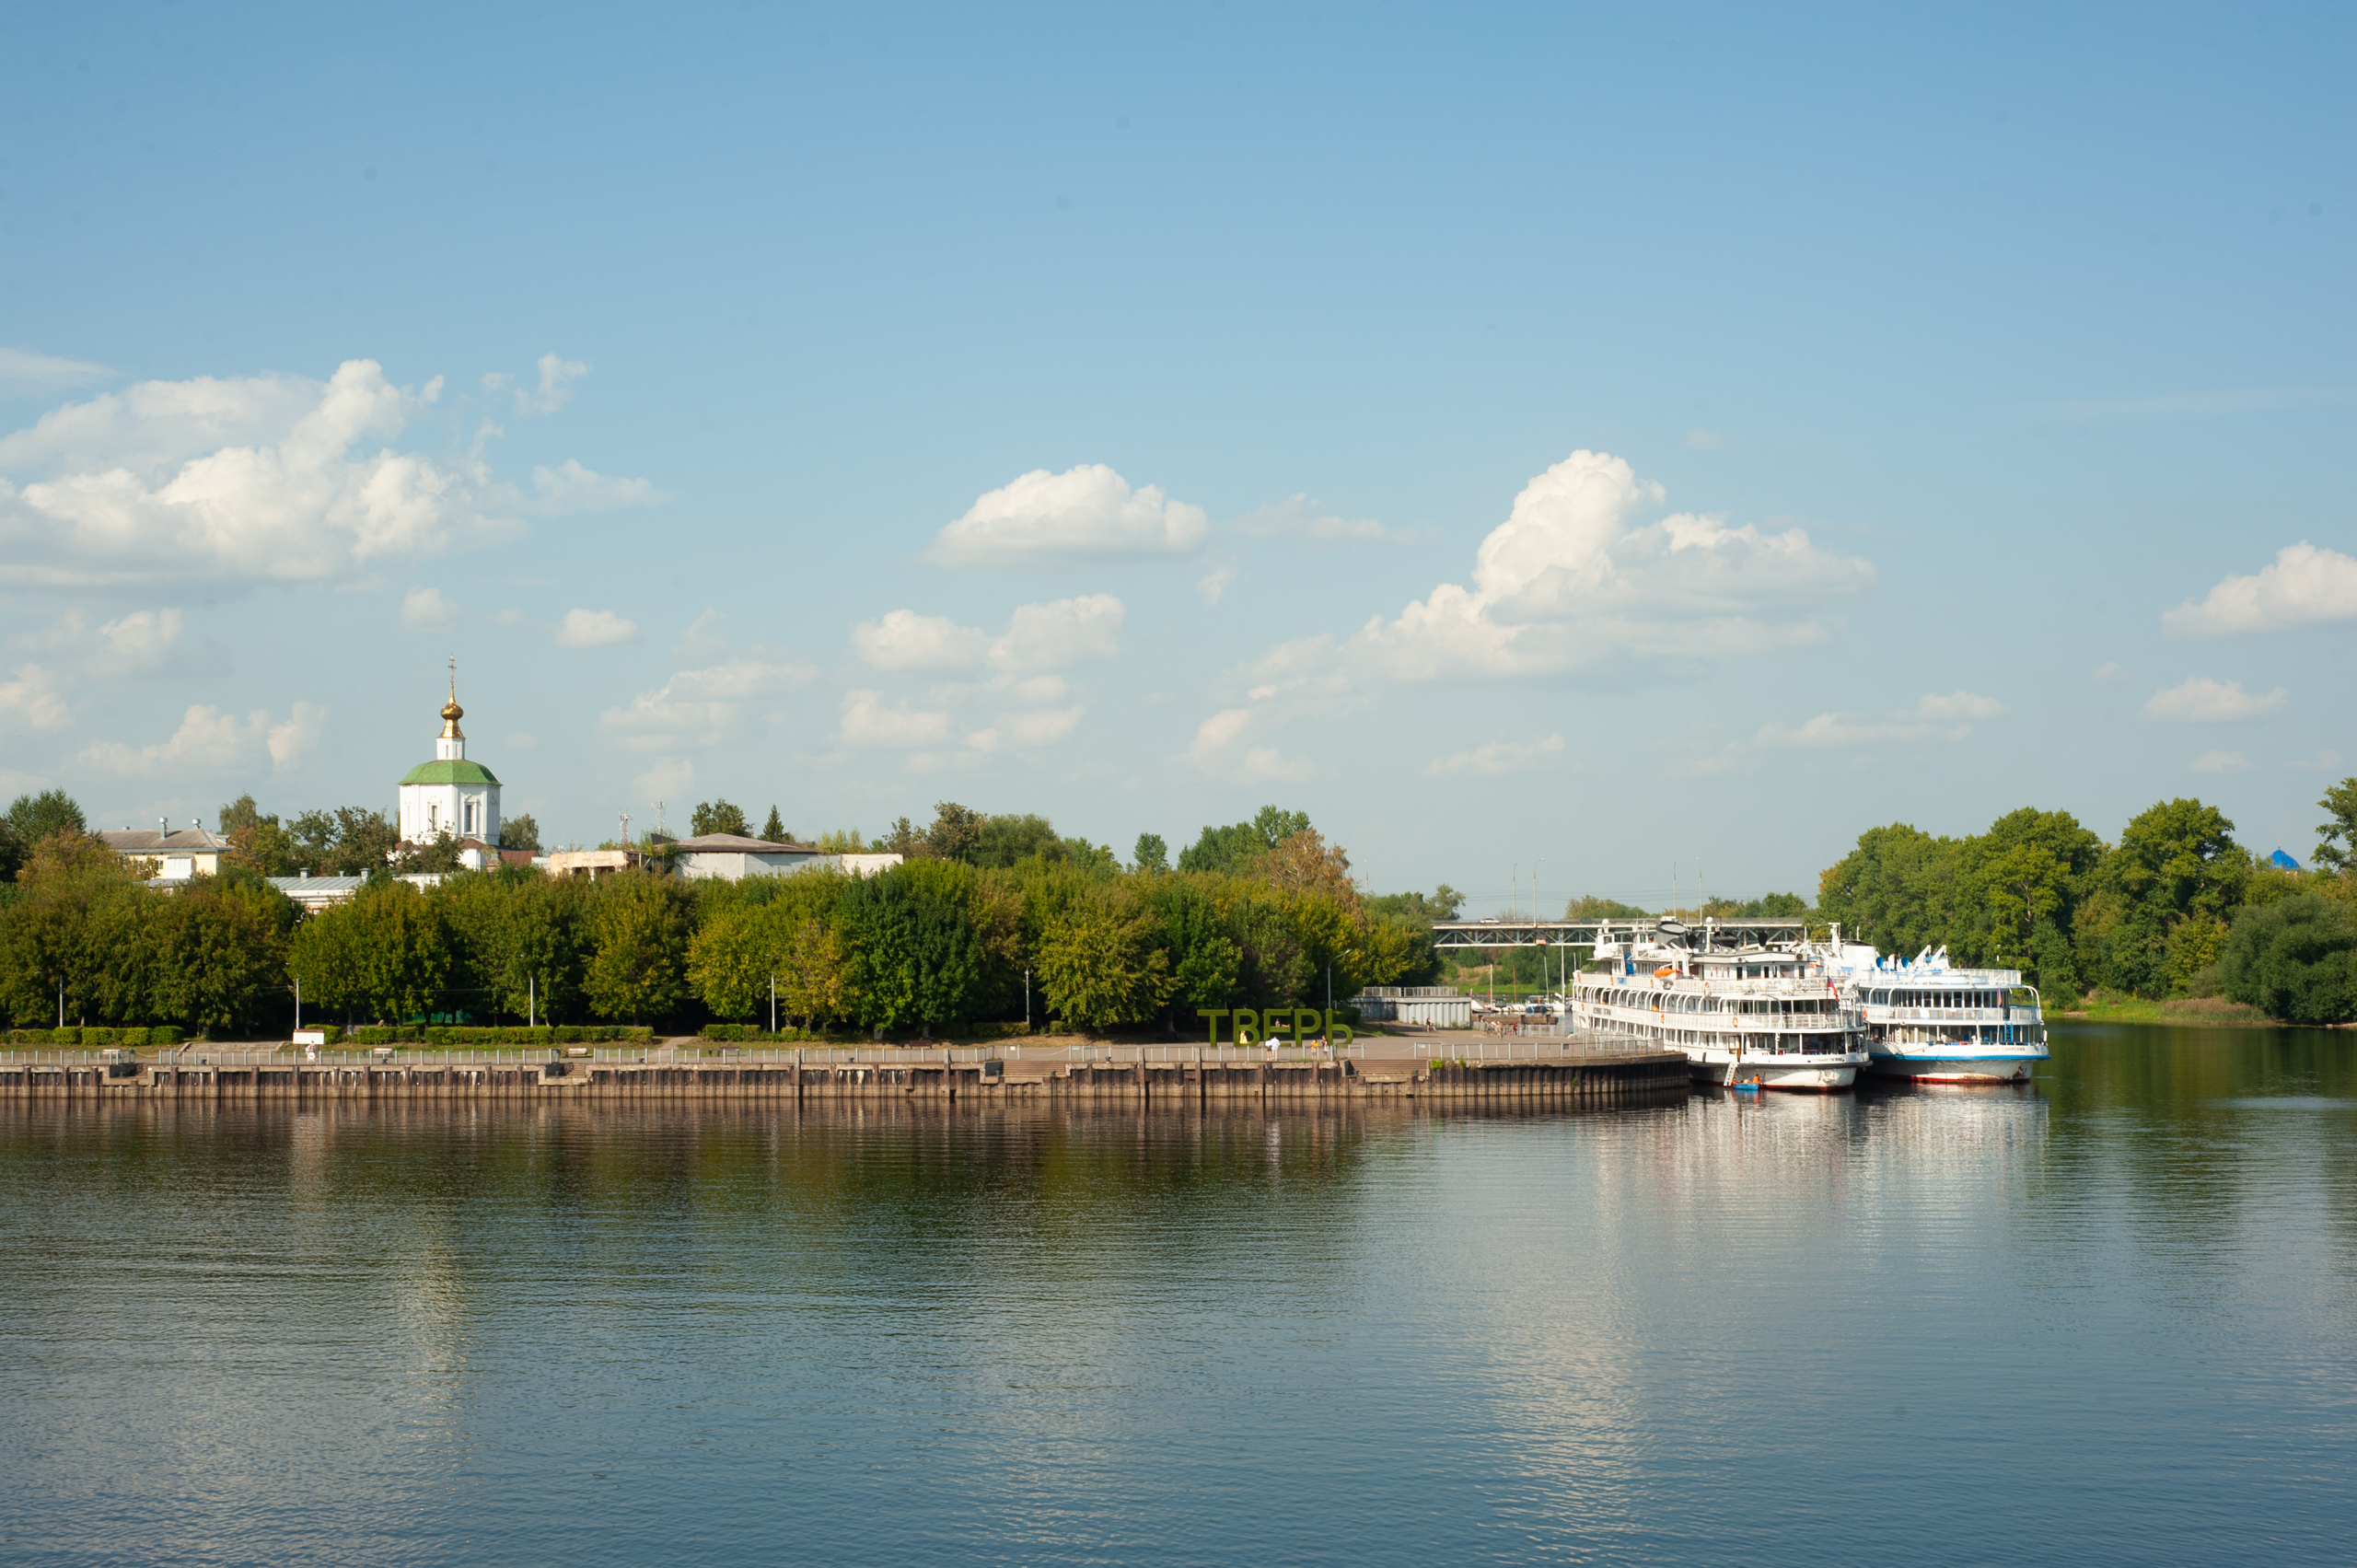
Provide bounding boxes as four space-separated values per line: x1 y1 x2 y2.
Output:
0 792 1448 1037
1817 783 2357 1022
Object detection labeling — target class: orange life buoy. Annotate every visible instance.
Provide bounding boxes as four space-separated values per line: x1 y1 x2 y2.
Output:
1654 965 1676 979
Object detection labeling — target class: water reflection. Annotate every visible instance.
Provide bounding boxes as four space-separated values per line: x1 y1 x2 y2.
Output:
0 1028 2350 1566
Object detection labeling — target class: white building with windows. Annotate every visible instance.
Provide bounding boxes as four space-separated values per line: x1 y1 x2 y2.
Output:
397 680 502 848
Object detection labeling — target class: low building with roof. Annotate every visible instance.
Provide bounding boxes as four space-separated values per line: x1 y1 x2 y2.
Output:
99 824 231 881
672 832 823 880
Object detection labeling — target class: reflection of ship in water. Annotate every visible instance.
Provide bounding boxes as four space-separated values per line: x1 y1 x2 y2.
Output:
1819 934 2050 1084
1644 1070 2049 1221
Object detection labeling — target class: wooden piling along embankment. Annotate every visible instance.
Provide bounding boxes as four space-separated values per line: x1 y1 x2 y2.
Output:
0 1051 1691 1105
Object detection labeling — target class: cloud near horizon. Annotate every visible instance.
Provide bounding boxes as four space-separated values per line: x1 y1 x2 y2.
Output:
75 700 325 776
1756 691 2007 749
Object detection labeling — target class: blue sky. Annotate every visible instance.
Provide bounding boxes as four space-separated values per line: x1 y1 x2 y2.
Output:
2 3 2350 912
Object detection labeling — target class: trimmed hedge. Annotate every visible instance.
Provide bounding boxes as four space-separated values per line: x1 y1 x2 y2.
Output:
5 1026 182 1047
345 1024 655 1047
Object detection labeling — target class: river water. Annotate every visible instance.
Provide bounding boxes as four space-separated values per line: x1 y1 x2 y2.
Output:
1 1024 2351 1565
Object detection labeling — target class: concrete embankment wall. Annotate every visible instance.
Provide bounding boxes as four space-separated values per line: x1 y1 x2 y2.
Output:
0 1054 1691 1106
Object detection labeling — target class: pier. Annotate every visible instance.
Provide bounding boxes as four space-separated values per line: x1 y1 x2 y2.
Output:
0 1038 1689 1107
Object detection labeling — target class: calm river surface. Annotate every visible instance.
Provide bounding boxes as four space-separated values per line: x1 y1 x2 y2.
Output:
2 1024 2352 1565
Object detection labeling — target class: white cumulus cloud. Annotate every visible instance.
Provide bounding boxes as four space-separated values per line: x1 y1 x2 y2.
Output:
839 689 952 749
13 607 186 677
1757 691 2008 749
2164 541 2357 636
513 354 588 416
633 756 696 805
0 359 490 589
1322 448 1874 682
267 701 328 768
852 595 1124 673
852 610 994 671
0 356 655 591
598 656 814 751
1425 733 1565 777
925 464 1208 566
75 703 304 775
1000 705 1084 747
401 587 458 630
993 595 1124 670
2189 749 2250 773
2144 677 2287 722
556 608 641 649
0 665 71 731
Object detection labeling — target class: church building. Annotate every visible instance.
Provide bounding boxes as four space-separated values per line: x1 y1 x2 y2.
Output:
398 673 502 847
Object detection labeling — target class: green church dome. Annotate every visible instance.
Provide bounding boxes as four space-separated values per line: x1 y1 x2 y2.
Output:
399 759 502 786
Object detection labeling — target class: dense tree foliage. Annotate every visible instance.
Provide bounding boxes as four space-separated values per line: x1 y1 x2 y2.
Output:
1178 807 1310 876
1817 784 2357 1017
2218 895 2357 1025
0 791 89 882
691 798 750 838
1562 895 1654 920
498 814 541 852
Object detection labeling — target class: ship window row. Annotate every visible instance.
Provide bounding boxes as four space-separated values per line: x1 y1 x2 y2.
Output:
1595 989 1836 1015
1866 989 2009 1008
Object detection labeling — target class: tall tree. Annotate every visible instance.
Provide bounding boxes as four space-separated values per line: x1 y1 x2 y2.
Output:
1034 881 1174 1028
291 807 402 877
925 801 986 864
1146 877 1242 1014
581 874 695 1023
1260 829 1355 904
289 880 452 1024
498 813 541 852
1177 806 1312 876
0 830 140 1025
220 795 302 877
6 790 87 845
2078 797 2249 996
1817 824 1962 958
972 813 1059 867
2316 777 2357 874
835 860 986 1030
1953 807 2104 983
1132 832 1169 875
691 798 750 838
760 806 789 844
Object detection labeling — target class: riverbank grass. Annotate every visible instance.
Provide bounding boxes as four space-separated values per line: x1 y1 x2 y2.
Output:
2058 993 2270 1027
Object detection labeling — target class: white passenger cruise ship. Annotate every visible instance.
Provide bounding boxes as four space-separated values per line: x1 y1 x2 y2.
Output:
1818 936 2048 1084
1570 923 1869 1091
